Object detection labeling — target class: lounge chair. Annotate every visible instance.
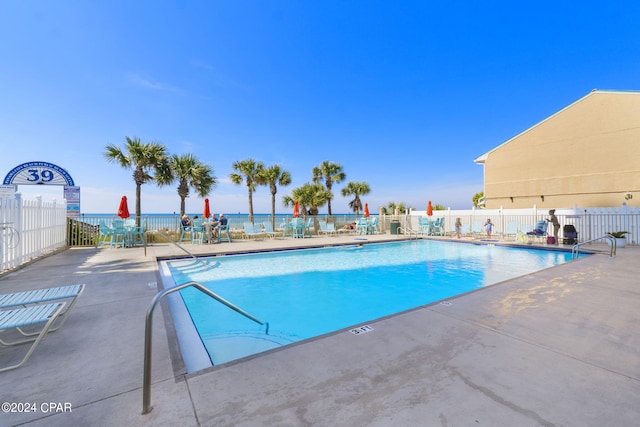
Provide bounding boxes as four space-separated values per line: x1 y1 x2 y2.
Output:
471 221 484 237
0 302 66 372
318 221 337 236
243 223 265 240
0 284 85 335
526 220 548 242
262 222 279 239
504 222 519 240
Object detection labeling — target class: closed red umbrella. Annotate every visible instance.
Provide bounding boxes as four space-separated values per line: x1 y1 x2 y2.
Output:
117 196 130 219
427 200 433 217
364 203 370 218
293 200 300 218
203 198 211 219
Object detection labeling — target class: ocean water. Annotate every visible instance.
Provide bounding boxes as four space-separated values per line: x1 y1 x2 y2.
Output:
81 213 366 231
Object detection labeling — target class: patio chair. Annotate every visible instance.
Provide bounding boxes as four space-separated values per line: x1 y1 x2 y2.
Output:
367 217 379 234
431 217 444 236
418 217 431 235
191 219 205 244
290 218 306 238
0 302 66 372
96 220 114 247
0 284 85 335
124 219 146 246
355 218 369 235
217 223 232 243
304 218 314 237
278 220 290 238
110 219 127 248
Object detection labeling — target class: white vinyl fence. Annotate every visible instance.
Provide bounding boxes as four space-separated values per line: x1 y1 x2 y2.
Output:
399 205 639 245
2 195 639 273
1 194 67 273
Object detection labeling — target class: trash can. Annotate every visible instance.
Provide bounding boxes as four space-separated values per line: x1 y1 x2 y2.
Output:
390 220 400 235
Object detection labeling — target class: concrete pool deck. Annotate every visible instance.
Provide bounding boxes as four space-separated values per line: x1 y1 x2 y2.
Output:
0 234 638 426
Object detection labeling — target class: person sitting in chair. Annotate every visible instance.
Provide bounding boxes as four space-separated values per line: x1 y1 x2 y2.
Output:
212 214 227 240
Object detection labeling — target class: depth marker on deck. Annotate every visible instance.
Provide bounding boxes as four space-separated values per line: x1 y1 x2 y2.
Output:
350 325 374 335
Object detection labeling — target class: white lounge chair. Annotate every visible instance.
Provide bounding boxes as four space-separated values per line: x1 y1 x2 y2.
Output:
261 222 279 239
243 222 265 240
0 284 85 335
0 302 66 372
318 221 337 236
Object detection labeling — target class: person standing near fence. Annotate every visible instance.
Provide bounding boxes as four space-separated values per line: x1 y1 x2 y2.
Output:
484 218 493 238
547 209 560 244
455 217 462 239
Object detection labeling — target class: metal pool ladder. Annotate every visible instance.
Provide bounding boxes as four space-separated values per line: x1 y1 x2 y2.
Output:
142 280 269 414
571 235 616 259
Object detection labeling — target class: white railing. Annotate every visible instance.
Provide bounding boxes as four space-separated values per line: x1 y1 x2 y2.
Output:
391 205 639 246
2 197 638 273
0 194 67 273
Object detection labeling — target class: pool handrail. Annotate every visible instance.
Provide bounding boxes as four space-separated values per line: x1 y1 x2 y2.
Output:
571 235 616 259
153 229 211 267
397 226 419 239
142 280 269 415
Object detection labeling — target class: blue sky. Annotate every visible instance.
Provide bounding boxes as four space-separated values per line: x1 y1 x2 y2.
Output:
1 1 639 214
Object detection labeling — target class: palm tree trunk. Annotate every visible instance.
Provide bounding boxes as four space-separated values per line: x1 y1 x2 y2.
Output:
271 194 276 230
135 183 142 227
248 189 254 223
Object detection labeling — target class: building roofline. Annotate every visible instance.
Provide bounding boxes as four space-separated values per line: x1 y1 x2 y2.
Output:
473 89 640 165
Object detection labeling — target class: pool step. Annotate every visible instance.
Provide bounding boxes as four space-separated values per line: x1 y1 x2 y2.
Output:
203 331 300 365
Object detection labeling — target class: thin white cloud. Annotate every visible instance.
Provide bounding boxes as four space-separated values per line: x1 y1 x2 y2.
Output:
127 73 182 94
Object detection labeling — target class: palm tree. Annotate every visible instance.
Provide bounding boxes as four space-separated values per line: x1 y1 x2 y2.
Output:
260 165 292 230
384 201 410 216
312 161 346 216
283 183 332 216
472 191 485 208
341 181 371 215
159 153 216 216
104 136 169 225
230 158 265 223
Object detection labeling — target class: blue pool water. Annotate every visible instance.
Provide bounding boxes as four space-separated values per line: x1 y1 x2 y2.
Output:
161 240 583 371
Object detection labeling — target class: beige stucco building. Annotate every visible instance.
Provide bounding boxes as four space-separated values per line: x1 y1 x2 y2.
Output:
474 90 640 209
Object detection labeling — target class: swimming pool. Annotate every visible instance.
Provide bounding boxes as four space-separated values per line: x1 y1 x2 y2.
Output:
160 240 583 372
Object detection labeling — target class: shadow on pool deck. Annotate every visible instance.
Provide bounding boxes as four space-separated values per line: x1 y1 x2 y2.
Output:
1 234 639 426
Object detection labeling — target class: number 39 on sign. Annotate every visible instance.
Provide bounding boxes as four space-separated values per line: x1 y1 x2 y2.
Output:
349 325 374 335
